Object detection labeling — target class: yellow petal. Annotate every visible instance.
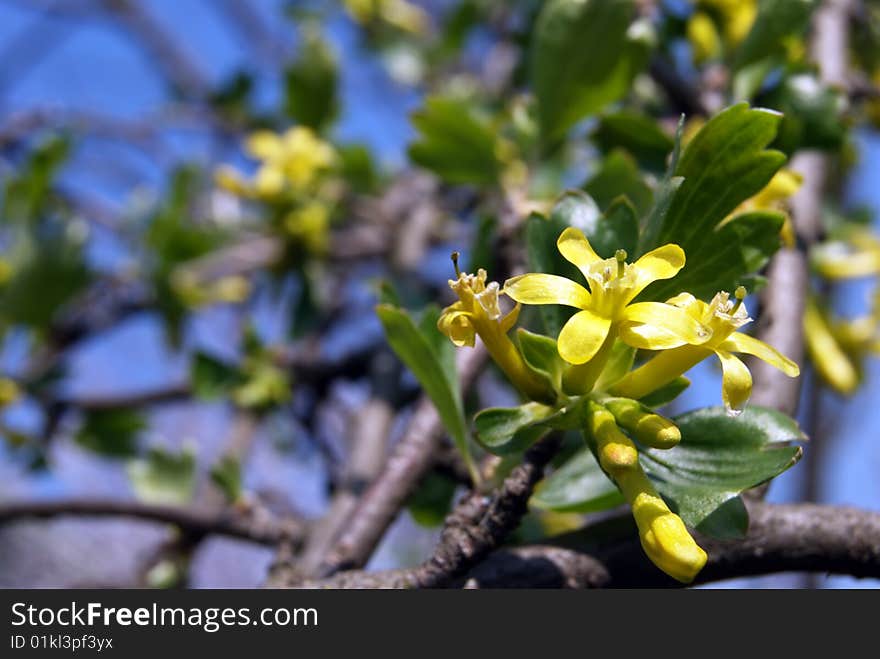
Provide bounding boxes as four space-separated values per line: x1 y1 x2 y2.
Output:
721 332 800 377
716 349 752 412
631 244 686 296
556 227 602 278
499 303 521 334
557 309 611 364
245 131 283 160
618 302 711 350
503 273 590 309
438 308 475 347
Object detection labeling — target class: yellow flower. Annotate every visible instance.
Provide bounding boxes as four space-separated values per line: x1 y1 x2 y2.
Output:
0 259 12 286
687 12 721 63
613 287 800 412
438 260 555 403
803 298 859 395
727 169 803 248
588 401 707 583
284 201 330 254
503 228 708 386
812 231 880 280
343 0 428 34
0 377 21 408
246 127 336 194
698 0 757 46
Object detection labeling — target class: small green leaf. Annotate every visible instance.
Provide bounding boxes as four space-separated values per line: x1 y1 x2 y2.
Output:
408 96 502 185
76 409 146 457
531 0 646 141
593 340 636 392
284 28 338 131
517 328 564 391
377 304 472 471
474 402 558 455
407 472 458 527
640 406 805 538
531 445 623 513
128 445 197 505
210 455 243 503
584 149 653 215
594 111 674 171
582 196 639 259
190 352 242 400
763 74 847 153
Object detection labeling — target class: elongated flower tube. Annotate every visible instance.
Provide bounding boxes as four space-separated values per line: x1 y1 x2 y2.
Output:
613 287 800 412
587 402 706 583
503 228 709 393
438 259 555 404
812 231 880 280
602 397 681 449
803 298 860 395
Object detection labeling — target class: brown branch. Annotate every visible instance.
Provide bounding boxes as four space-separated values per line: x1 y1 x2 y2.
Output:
312 343 489 577
290 501 880 588
0 498 305 547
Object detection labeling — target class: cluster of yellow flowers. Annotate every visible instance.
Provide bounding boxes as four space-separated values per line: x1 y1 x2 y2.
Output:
807 230 880 394
215 126 338 256
437 228 800 582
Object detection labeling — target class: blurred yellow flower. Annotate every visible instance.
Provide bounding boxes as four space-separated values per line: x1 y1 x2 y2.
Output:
613 287 800 412
812 230 880 279
687 11 721 63
0 377 21 408
730 169 803 247
215 127 336 200
804 298 859 395
697 0 757 46
284 201 331 255
343 0 428 35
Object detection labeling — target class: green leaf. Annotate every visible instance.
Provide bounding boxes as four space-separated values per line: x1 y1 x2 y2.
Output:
474 402 558 455
586 196 640 259
639 104 786 300
377 304 472 470
531 445 624 513
474 398 588 456
407 472 458 527
128 445 197 505
210 455 243 503
76 409 146 458
763 74 847 153
517 328 564 392
531 0 646 141
645 209 785 301
637 376 690 408
733 0 817 71
640 406 805 538
284 29 338 131
584 149 653 215
1 136 70 225
593 111 674 171
593 339 636 391
190 352 242 400
407 96 502 185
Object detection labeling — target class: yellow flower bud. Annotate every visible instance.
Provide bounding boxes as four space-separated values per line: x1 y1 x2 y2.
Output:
603 397 681 449
0 378 21 408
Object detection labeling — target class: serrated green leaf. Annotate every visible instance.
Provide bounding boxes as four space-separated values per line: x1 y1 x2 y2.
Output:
763 74 847 153
640 405 805 538
531 0 645 141
377 304 472 470
531 445 623 513
128 445 197 505
408 96 502 185
639 104 786 301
